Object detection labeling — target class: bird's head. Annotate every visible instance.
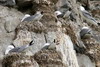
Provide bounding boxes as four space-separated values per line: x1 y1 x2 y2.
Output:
44 43 50 46
79 6 85 11
82 27 90 30
25 14 30 17
7 45 15 50
36 11 44 14
54 11 62 16
5 43 15 55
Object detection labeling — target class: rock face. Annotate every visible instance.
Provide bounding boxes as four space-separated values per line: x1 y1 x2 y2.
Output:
0 0 100 67
0 0 16 6
34 49 65 67
2 53 39 67
77 54 95 67
0 5 23 66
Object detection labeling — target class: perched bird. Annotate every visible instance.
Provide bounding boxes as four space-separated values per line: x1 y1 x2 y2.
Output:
79 6 99 26
54 10 71 19
21 11 43 22
63 10 71 19
42 39 56 50
55 3 72 18
54 10 63 18
80 27 93 39
5 40 34 55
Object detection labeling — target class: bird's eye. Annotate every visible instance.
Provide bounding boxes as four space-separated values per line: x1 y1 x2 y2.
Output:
41 11 44 14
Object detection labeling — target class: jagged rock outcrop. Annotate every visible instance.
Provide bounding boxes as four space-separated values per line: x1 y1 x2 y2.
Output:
2 53 39 67
0 5 23 66
0 0 16 7
0 0 100 67
77 54 95 67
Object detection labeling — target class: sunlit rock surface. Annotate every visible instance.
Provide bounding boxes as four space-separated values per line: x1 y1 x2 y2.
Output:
0 0 100 67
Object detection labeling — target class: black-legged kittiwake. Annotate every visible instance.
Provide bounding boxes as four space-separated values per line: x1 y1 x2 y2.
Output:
42 39 56 50
54 10 63 18
80 27 93 39
54 10 71 19
21 11 43 22
5 40 34 55
79 6 99 26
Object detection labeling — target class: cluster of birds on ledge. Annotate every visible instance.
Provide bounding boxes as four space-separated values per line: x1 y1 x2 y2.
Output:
4 3 99 55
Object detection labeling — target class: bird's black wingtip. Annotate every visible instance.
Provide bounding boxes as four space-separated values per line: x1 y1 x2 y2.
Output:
29 40 34 46
97 23 100 26
11 43 16 47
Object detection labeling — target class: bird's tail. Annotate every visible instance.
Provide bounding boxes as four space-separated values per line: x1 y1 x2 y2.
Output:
97 22 100 25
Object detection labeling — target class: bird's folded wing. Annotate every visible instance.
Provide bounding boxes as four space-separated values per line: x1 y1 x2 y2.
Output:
82 10 97 22
9 45 28 52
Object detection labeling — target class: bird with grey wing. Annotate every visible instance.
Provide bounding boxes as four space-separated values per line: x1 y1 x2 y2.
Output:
42 39 56 50
21 11 43 22
80 27 93 39
79 6 99 26
5 40 34 55
54 10 71 19
54 3 72 18
54 4 76 21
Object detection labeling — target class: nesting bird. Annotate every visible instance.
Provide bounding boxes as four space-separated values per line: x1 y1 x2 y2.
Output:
79 6 99 26
54 10 71 19
21 11 43 22
54 10 63 18
5 40 34 55
42 39 56 50
80 27 93 39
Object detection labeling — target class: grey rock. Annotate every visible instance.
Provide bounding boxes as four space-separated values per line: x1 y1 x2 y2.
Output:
0 6 23 33
0 5 23 66
14 31 46 55
16 0 32 10
2 53 39 67
0 0 16 6
77 54 95 67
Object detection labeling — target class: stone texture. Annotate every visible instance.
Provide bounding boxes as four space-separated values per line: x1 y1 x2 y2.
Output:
0 5 23 33
0 0 16 6
2 53 39 67
77 54 95 67
0 5 23 65
0 0 100 67
34 49 66 67
0 5 24 66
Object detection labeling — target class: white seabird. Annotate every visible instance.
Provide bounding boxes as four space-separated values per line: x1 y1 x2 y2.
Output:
21 11 43 22
80 27 92 39
54 10 71 19
79 6 99 26
54 11 62 16
54 10 64 18
5 40 34 55
42 39 56 49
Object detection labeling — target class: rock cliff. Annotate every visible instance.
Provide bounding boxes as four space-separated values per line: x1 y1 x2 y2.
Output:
0 0 100 67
